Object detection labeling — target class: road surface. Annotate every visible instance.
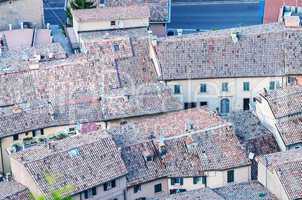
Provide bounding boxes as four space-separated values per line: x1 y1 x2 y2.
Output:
168 2 261 31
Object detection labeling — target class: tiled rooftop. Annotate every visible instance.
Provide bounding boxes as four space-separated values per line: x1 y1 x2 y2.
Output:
111 108 250 186
0 43 180 137
101 83 183 120
83 36 159 88
104 0 170 22
121 125 249 186
262 85 302 119
78 28 148 42
0 43 66 75
152 187 224 200
224 111 279 155
72 5 150 22
257 149 302 200
277 116 302 146
261 85 302 146
11 130 127 199
214 181 278 200
0 180 31 200
108 107 226 146
153 23 302 80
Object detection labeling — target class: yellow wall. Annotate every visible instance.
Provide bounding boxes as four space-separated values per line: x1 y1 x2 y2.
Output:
1 122 105 175
255 96 287 151
73 18 149 32
257 162 289 200
167 77 285 113
127 178 168 200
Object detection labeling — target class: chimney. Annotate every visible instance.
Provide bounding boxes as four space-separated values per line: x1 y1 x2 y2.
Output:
231 32 239 43
177 29 183 36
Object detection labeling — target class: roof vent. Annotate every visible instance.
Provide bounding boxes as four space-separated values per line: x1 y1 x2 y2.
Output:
231 32 239 43
185 120 194 131
12 105 22 113
143 150 153 162
177 29 183 36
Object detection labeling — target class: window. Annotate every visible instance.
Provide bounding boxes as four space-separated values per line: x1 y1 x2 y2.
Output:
269 81 275 90
220 98 230 114
13 134 19 141
68 148 80 157
193 176 207 185
243 82 250 91
171 177 183 185
222 82 229 92
174 85 181 94
288 77 296 85
32 130 37 137
99 0 105 4
110 21 116 26
243 98 250 111
41 129 44 135
200 83 207 93
84 190 89 199
83 187 97 199
276 81 281 89
170 189 186 194
200 102 208 106
193 177 202 184
202 176 207 185
134 184 141 193
113 44 119 52
184 102 197 109
104 180 116 191
227 170 234 183
154 183 162 193
92 187 97 196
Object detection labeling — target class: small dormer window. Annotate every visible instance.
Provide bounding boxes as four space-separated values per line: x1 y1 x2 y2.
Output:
110 21 116 26
68 148 80 157
146 155 153 162
113 44 119 52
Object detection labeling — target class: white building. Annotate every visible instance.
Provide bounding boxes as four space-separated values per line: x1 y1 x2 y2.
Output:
255 85 302 151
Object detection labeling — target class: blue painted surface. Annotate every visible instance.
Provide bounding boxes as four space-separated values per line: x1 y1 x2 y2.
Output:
258 0 265 23
168 3 262 30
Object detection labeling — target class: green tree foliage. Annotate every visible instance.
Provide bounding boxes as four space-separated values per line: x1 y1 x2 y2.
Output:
66 0 96 25
69 0 95 9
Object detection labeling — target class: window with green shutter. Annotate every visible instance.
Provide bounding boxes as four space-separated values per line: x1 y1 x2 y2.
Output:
243 82 250 91
154 183 162 193
227 170 234 183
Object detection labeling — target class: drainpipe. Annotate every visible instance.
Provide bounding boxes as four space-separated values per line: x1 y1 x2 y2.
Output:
0 139 4 176
265 157 268 188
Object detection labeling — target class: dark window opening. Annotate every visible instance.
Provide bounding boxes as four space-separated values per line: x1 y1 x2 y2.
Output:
154 183 162 193
200 102 208 107
184 102 197 109
243 98 250 111
227 170 234 183
134 184 141 193
174 85 181 94
13 134 19 141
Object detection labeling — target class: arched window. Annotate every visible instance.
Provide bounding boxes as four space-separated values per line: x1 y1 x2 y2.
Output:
220 98 230 114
